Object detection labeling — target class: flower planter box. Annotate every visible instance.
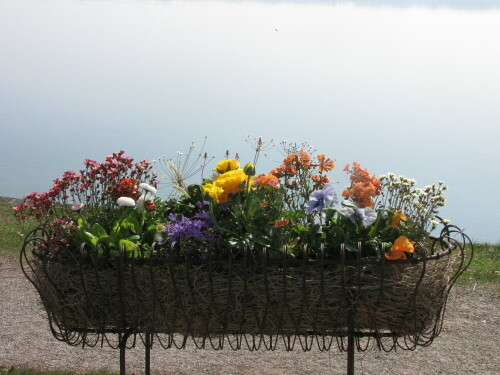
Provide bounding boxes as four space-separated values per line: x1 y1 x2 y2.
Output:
22 228 469 350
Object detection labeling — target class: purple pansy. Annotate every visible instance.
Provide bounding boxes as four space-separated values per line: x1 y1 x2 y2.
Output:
305 184 339 214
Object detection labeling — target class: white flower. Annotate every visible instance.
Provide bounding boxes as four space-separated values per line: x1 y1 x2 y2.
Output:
117 197 136 207
139 183 157 194
339 201 377 227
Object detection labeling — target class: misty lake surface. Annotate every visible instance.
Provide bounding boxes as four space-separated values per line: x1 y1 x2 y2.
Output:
0 0 499 243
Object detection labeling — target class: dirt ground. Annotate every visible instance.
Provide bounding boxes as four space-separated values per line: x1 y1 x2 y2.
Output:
0 256 498 375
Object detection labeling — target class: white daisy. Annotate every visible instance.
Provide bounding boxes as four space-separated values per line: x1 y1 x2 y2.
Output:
139 183 157 194
116 197 136 207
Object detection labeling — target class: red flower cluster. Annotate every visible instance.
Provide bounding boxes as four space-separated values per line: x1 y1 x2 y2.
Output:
12 192 52 220
13 151 158 222
109 178 140 200
342 162 381 208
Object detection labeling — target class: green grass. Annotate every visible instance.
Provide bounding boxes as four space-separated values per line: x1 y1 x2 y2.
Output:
0 203 27 257
0 368 115 375
0 203 497 283
457 242 500 285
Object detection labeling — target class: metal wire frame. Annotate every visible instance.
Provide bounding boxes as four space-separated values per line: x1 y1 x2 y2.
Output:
20 223 473 375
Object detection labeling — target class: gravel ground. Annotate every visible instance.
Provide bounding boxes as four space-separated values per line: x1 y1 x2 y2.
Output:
0 256 498 375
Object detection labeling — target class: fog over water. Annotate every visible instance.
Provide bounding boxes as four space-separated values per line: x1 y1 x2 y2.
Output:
0 0 499 243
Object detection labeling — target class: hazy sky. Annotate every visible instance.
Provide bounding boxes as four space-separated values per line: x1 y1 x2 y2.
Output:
0 0 499 242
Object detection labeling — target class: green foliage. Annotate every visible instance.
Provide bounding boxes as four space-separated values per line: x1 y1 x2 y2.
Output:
74 203 164 258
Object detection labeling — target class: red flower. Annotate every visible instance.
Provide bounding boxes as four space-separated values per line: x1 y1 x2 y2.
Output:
144 201 156 212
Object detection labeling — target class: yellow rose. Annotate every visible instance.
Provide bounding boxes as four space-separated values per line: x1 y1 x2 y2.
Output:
214 159 240 174
212 169 249 203
203 183 224 203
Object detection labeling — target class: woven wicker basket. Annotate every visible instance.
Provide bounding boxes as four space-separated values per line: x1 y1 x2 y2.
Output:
21 226 471 350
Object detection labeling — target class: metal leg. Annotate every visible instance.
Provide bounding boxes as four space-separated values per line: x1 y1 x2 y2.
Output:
119 332 131 375
347 314 355 375
145 333 152 375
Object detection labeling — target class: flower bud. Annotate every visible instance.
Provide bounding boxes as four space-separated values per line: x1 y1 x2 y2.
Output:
243 162 256 176
145 201 156 212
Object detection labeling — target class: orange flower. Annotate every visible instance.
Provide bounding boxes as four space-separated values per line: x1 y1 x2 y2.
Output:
260 201 269 209
385 236 415 260
311 174 330 188
299 151 311 166
317 154 335 172
274 219 289 227
254 173 280 189
271 165 297 178
283 153 298 166
342 162 381 208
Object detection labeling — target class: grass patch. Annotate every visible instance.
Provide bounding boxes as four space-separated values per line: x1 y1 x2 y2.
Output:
457 242 500 285
0 204 27 257
0 368 115 375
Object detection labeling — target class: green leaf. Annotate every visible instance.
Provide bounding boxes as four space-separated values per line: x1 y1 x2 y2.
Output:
83 231 98 245
90 223 108 238
77 217 89 231
118 239 139 252
96 235 111 245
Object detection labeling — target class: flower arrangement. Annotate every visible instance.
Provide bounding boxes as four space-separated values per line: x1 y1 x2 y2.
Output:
17 138 471 350
14 139 448 263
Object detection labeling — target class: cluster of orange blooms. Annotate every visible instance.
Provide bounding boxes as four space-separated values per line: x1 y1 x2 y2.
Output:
253 173 280 189
263 151 335 190
341 162 381 208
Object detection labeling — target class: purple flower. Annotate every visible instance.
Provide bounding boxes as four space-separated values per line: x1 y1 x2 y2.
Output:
305 184 338 214
164 213 214 243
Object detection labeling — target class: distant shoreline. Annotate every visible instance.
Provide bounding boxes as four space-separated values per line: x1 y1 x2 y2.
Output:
0 196 22 205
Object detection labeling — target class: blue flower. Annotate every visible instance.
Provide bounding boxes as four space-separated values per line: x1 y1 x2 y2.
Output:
305 184 339 214
339 200 377 227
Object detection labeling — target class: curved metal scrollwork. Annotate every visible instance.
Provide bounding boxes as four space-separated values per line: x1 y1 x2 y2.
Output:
20 223 473 354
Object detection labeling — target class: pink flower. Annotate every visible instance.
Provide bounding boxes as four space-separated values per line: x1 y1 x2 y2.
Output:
71 203 84 211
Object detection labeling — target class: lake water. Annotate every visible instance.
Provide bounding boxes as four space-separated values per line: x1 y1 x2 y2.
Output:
0 0 499 243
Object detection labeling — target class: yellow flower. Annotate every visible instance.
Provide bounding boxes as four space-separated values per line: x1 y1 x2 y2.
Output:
203 183 224 203
388 211 407 228
214 159 240 174
385 235 415 260
209 169 251 203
